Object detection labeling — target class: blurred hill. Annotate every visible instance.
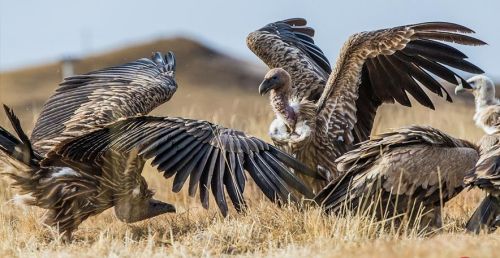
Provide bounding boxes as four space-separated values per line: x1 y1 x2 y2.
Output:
0 37 270 132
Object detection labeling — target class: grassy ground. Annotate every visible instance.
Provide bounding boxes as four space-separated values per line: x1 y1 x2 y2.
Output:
0 45 499 257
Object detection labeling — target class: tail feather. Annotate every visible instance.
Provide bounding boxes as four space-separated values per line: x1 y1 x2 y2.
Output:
0 126 21 157
0 105 103 239
1 104 42 206
0 105 39 166
466 194 500 234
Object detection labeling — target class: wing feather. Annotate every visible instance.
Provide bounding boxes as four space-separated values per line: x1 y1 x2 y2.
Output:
316 22 484 155
315 126 479 212
465 135 500 194
31 52 177 155
42 116 315 215
247 18 331 100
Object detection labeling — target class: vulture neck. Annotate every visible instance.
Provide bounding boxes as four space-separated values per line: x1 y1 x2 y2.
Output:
475 90 499 111
270 90 296 130
473 87 500 135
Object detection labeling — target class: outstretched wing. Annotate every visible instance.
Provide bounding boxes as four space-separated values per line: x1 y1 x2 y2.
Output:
315 126 479 212
247 18 331 100
42 116 317 216
31 52 177 154
316 22 485 151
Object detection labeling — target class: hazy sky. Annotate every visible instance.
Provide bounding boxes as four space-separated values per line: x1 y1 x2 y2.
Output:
1 0 499 79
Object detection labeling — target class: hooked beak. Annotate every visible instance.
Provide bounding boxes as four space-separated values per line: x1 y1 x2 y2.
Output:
258 79 273 95
455 81 474 95
148 199 176 216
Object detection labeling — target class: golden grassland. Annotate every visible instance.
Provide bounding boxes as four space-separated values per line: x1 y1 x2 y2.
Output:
0 40 499 257
0 84 499 257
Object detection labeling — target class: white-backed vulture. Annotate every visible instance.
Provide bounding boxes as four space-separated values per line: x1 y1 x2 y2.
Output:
247 18 485 191
0 52 316 240
314 75 499 230
457 75 500 233
313 126 479 228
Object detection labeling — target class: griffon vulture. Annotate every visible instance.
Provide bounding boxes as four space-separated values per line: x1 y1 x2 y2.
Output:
0 52 315 240
247 18 485 191
457 75 500 233
314 126 479 229
314 75 499 229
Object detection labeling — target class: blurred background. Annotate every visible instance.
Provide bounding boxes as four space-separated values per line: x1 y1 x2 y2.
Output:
0 0 498 139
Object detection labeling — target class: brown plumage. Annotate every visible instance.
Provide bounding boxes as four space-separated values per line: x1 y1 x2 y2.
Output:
248 18 331 101
1 53 178 239
31 52 178 154
314 126 479 229
458 75 500 233
249 18 485 191
0 52 315 240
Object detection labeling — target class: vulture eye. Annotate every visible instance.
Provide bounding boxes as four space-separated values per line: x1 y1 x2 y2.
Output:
272 76 278 80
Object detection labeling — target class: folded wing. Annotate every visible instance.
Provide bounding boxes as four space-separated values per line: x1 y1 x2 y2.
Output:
315 126 479 213
465 135 500 194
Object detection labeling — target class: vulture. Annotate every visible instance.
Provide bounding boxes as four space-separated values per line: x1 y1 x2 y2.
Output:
0 52 316 240
314 75 499 229
458 75 500 233
247 18 485 191
313 125 479 229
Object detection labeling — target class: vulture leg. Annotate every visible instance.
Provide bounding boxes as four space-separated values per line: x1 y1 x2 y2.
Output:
466 194 500 234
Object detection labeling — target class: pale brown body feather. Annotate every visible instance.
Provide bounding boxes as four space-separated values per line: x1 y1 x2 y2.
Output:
465 134 500 195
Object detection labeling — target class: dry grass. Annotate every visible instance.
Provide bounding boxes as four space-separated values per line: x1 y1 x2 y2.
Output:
0 89 498 257
0 42 499 257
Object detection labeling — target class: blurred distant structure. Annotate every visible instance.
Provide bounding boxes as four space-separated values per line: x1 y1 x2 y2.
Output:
60 56 79 79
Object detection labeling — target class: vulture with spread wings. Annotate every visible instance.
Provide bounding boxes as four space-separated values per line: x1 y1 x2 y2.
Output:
247 18 485 191
0 52 315 240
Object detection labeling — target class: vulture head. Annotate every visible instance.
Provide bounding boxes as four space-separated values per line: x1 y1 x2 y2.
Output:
114 177 176 223
259 68 292 96
457 75 499 135
456 75 496 102
115 199 176 224
260 69 317 149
